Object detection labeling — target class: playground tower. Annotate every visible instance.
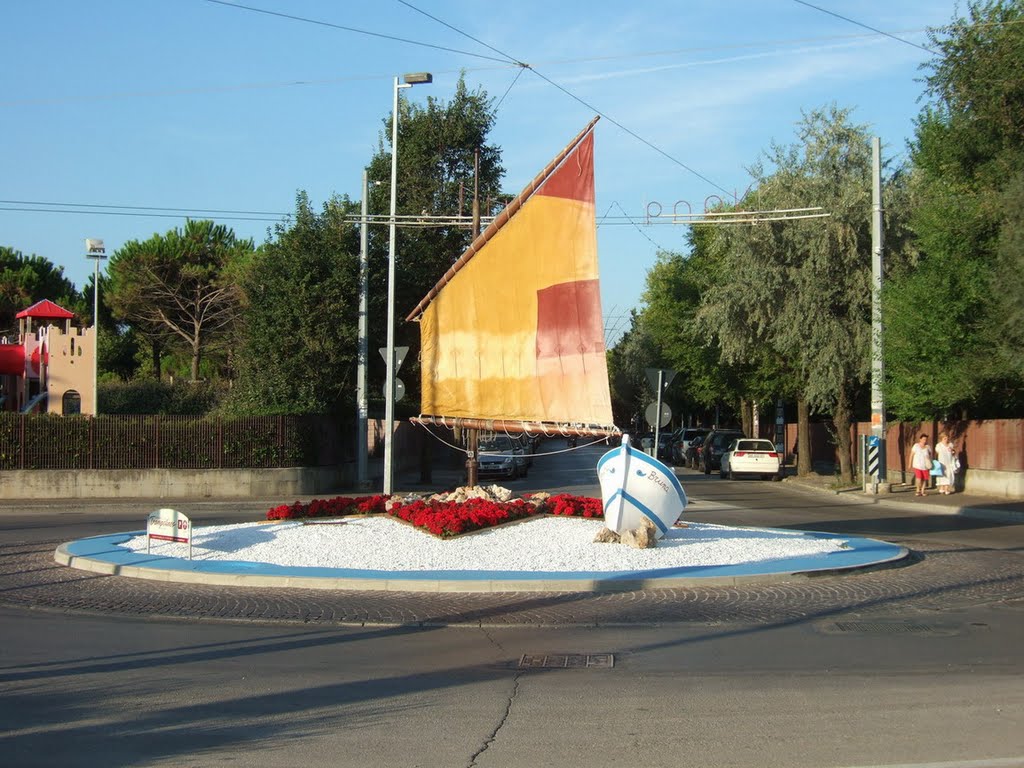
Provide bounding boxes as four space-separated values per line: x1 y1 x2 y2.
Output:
0 300 97 415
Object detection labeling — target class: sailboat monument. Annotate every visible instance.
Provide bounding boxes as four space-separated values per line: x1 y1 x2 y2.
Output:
406 117 686 535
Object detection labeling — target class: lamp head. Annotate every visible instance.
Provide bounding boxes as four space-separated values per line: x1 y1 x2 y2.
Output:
402 72 432 85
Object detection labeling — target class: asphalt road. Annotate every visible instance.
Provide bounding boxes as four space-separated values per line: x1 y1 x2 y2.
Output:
2 440 1023 768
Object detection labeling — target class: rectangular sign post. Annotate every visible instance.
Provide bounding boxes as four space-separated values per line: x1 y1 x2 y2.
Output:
147 508 193 560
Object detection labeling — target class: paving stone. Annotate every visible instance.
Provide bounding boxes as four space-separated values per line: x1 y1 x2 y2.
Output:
1 538 1022 627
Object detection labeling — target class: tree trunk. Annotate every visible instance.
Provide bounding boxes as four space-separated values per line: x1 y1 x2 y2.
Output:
797 396 811 477
151 339 162 381
191 340 201 382
740 398 753 437
833 387 854 484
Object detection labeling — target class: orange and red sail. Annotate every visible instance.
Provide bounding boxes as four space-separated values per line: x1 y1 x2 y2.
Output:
408 118 614 431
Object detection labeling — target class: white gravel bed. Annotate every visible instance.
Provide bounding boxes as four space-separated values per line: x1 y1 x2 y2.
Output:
124 517 850 573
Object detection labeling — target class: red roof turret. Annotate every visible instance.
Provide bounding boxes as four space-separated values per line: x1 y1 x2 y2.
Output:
15 300 75 320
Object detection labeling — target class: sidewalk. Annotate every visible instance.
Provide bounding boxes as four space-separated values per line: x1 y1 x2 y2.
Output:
781 471 1024 522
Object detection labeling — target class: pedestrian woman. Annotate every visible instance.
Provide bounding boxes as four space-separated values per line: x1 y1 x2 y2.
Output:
935 433 958 494
909 433 932 497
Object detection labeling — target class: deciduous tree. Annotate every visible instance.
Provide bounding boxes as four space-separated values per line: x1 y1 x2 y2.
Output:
886 0 1024 418
229 193 361 415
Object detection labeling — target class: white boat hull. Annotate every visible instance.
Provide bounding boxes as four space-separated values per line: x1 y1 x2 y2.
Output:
598 435 687 537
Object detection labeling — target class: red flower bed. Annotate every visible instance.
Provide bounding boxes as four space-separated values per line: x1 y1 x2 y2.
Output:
388 497 537 537
545 493 604 518
266 495 387 521
265 492 603 537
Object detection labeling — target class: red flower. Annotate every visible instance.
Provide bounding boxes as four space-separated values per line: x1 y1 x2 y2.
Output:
264 492 602 536
545 494 603 518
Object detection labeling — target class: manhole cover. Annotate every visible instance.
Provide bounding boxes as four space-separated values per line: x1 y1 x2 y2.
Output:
518 653 614 669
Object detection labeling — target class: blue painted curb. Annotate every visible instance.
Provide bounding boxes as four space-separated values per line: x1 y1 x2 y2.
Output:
55 527 910 593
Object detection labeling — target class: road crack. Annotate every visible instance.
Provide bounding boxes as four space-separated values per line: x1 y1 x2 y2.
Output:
467 670 522 768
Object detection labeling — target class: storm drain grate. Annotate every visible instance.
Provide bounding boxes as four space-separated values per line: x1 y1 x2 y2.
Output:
832 621 936 634
518 653 615 669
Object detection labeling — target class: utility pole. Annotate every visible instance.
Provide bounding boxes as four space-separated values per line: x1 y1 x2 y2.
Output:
870 137 887 489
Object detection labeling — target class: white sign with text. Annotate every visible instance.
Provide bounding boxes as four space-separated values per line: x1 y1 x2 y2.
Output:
146 508 193 559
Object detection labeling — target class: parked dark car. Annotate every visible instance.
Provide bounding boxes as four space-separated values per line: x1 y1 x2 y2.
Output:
656 432 674 462
638 432 673 461
700 429 746 474
515 433 535 467
685 435 705 469
673 428 709 465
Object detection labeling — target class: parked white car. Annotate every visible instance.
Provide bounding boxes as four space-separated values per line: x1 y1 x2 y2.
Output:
720 438 782 481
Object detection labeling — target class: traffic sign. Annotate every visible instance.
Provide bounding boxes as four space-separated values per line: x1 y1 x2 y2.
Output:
384 377 406 402
379 346 409 370
645 368 676 394
645 401 671 429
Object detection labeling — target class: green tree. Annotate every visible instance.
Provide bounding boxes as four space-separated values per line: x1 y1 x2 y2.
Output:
995 171 1024 376
640 231 745 428
698 106 912 480
607 310 662 431
0 247 78 335
887 0 1024 419
107 220 253 382
74 272 140 382
229 193 361 415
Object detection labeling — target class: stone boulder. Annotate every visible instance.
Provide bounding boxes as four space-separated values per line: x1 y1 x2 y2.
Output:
620 518 657 549
422 485 511 505
593 527 621 544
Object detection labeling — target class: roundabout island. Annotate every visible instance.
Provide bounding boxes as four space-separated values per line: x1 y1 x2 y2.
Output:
55 513 909 593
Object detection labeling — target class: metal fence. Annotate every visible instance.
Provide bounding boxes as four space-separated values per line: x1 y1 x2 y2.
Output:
0 413 345 470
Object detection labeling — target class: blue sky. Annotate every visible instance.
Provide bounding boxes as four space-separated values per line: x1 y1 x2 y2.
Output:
3 1 956 343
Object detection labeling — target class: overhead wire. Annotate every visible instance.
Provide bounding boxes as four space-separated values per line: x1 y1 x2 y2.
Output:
0 66 518 107
204 0 514 64
3 21 965 108
0 206 280 223
526 28 937 68
493 66 527 113
0 199 288 216
394 0 733 196
4 3 950 226
394 0 526 67
602 201 671 250
791 0 937 55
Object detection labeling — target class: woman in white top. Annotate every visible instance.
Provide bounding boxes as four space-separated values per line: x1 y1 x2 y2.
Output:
909 433 932 497
935 432 958 494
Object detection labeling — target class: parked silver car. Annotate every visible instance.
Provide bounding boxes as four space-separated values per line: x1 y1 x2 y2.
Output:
477 435 528 479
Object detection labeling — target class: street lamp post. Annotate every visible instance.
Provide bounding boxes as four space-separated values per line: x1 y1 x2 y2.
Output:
384 72 432 496
84 238 106 416
357 170 371 489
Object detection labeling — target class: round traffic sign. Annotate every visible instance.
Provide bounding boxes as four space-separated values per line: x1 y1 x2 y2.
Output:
645 401 671 428
384 377 406 402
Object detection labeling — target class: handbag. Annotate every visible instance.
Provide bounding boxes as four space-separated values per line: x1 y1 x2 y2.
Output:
930 459 943 476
